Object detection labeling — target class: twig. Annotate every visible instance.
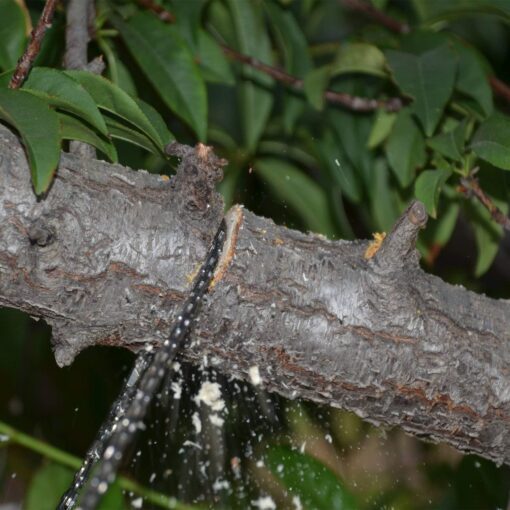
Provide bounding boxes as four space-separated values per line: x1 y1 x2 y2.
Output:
64 0 93 69
136 0 404 113
137 0 175 22
342 0 510 110
341 0 410 34
8 0 59 89
459 173 510 232
65 0 97 158
0 420 199 510
489 75 510 106
222 45 403 112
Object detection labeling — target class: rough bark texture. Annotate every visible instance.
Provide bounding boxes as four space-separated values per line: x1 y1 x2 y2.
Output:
1 125 510 466
64 0 102 159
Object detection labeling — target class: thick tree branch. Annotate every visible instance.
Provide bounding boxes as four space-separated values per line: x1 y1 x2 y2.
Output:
1 125 510 466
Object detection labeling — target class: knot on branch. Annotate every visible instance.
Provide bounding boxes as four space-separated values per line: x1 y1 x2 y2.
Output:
28 219 54 247
372 201 428 272
165 142 226 215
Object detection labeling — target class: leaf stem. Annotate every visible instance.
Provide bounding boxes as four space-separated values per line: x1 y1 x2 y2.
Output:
0 420 202 510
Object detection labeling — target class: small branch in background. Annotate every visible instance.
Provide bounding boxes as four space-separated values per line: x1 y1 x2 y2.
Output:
65 0 98 158
64 0 92 69
136 0 403 113
342 0 510 110
137 0 175 23
9 0 59 89
341 0 410 34
459 172 510 232
489 75 510 106
222 45 404 112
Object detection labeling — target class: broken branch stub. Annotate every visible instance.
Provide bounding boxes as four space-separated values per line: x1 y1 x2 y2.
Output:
165 142 226 216
373 201 428 272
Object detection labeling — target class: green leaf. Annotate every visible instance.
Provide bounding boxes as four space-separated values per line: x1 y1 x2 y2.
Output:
266 445 359 510
134 98 174 146
467 199 502 277
264 0 311 133
371 158 401 231
464 167 508 276
454 43 492 117
411 0 510 22
471 113 510 170
65 70 163 150
256 158 337 237
303 67 330 111
264 1 311 78
329 108 375 198
104 115 159 154
316 129 362 203
25 463 73 510
414 167 452 218
303 66 331 111
96 481 125 510
217 164 241 209
0 88 60 194
427 121 465 162
385 109 426 187
423 197 460 249
386 45 457 136
23 67 108 136
0 0 27 71
111 12 207 141
59 112 118 162
0 68 12 87
26 463 124 510
367 110 397 149
331 43 388 78
227 0 274 151
171 0 207 48
196 30 234 84
98 37 138 96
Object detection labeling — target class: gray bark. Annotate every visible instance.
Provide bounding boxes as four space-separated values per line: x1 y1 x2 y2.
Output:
1 125 510 466
64 0 102 159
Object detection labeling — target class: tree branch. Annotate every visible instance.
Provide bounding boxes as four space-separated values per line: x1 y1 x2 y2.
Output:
459 173 510 231
220 45 404 112
342 0 510 111
341 0 410 34
1 124 510 466
135 0 403 113
64 0 93 70
64 0 103 158
9 0 59 89
489 75 510 106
